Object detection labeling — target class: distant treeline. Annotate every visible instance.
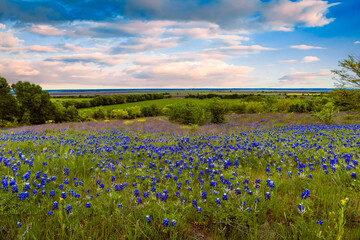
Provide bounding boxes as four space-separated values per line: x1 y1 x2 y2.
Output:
61 93 171 109
185 93 322 100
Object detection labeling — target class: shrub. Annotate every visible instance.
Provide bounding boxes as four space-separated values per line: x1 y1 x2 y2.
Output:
126 106 142 119
168 101 206 125
246 101 264 114
312 102 338 124
141 104 161 117
110 109 129 119
230 102 247 114
93 108 106 120
208 98 229 124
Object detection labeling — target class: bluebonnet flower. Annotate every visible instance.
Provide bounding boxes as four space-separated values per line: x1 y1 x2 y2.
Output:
192 199 198 208
59 184 64 190
53 201 58 209
144 191 149 198
65 205 72 214
48 210 53 216
172 220 176 227
163 218 169 227
16 222 21 228
216 198 221 205
301 189 310 200
265 192 271 200
118 204 123 208
61 192 66 199
235 188 241 195
136 197 142 204
202 191 207 200
146 215 151 224
297 203 304 213
134 189 139 197
317 220 323 226
197 207 202 214
86 202 91 208
50 190 55 197
351 172 357 179
222 193 228 201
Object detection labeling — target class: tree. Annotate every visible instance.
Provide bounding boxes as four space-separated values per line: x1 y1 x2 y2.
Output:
12 81 55 124
0 77 19 126
332 55 360 88
208 98 229 124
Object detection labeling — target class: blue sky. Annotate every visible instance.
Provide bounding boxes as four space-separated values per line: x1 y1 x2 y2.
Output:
0 0 359 89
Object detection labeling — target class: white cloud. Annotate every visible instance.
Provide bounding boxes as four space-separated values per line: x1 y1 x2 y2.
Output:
290 44 325 50
355 41 360 44
263 0 340 31
301 56 320 63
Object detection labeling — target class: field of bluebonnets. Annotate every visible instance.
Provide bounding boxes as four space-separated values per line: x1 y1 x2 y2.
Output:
1 115 360 239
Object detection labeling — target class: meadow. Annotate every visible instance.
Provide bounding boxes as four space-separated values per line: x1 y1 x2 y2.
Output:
1 114 360 239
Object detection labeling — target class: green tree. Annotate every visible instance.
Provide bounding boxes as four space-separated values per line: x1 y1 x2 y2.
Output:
12 81 55 124
332 55 360 88
208 98 229 124
0 77 19 126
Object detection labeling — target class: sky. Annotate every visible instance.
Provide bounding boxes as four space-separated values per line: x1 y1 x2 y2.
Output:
0 0 359 89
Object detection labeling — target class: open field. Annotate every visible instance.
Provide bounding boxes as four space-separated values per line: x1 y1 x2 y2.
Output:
78 98 243 113
1 113 360 239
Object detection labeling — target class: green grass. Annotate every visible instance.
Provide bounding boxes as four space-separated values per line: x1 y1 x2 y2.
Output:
78 98 242 112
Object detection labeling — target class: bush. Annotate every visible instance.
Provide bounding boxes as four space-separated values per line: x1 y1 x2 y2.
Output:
141 104 161 117
312 102 338 124
80 110 95 122
126 106 142 119
230 102 247 114
246 102 264 114
168 101 206 125
110 109 129 119
208 98 229 124
93 108 106 120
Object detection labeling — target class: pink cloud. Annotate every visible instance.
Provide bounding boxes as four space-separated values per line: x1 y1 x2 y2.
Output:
205 45 275 55
290 44 325 50
301 56 320 63
0 31 22 47
0 45 57 52
279 70 331 84
28 25 66 36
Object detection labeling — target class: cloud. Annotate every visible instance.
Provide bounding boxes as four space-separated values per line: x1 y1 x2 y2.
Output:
0 45 58 53
0 23 5 29
290 44 325 50
28 24 66 36
279 70 331 84
45 53 124 66
301 56 320 63
0 31 22 47
0 0 338 32
205 45 275 56
126 58 255 87
355 41 360 44
262 0 340 30
112 37 180 53
279 59 297 64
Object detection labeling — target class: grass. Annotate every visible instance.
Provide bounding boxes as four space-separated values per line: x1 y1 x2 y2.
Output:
78 98 242 112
